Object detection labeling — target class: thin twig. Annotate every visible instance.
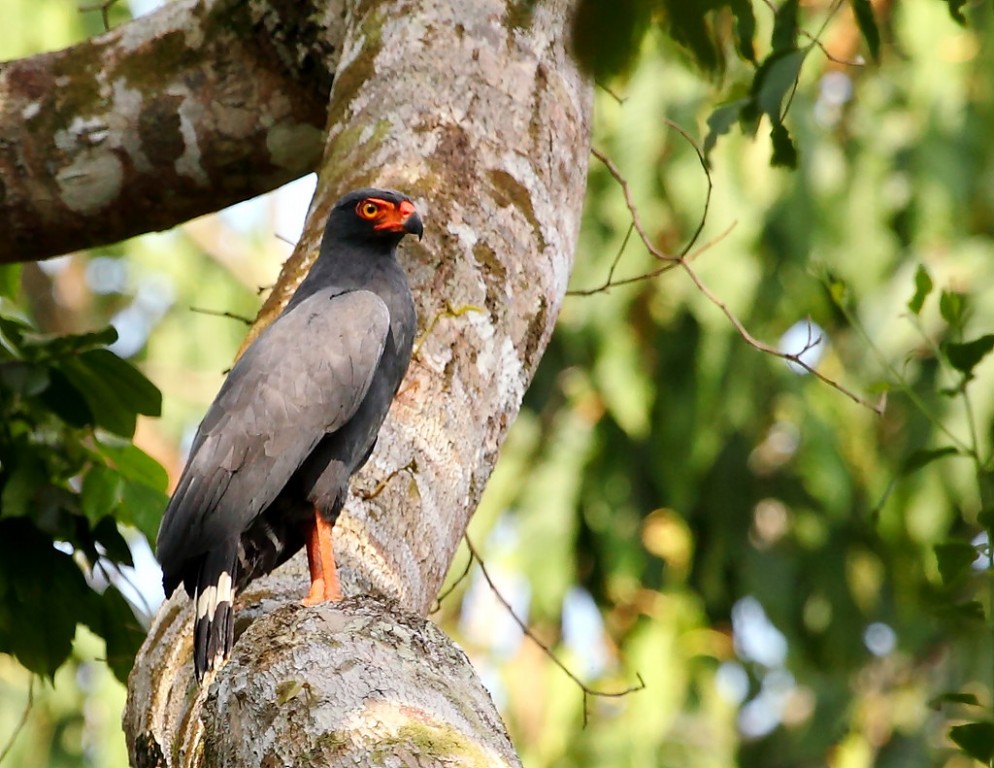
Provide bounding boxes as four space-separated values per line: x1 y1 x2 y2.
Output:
681 259 884 412
0 677 34 766
782 1 849 118
568 133 712 296
584 145 884 414
567 223 636 297
274 232 296 246
431 548 474 613
78 0 115 30
189 306 254 326
567 225 734 297
464 534 645 727
658 118 714 251
359 459 417 502
805 33 867 67
838 299 968 441
78 0 119 31
597 82 627 105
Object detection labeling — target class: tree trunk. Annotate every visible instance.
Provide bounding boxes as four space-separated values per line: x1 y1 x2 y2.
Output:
88 0 589 763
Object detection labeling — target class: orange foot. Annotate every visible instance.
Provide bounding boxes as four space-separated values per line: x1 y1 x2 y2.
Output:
302 508 343 605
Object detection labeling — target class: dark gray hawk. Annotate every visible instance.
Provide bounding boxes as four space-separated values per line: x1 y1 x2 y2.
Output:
156 188 422 680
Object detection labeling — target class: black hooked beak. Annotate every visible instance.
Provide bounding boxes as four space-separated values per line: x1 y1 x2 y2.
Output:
403 211 424 241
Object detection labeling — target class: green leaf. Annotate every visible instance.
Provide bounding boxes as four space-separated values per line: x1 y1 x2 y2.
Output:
940 0 968 24
1 452 45 518
0 361 49 396
755 48 808 120
848 0 880 62
938 599 985 622
704 99 749 158
943 335 994 377
95 440 169 491
977 507 994 530
907 265 933 315
0 265 22 301
80 349 161 417
570 0 651 80
92 441 168 544
770 122 797 168
729 0 757 63
91 516 134 567
901 446 959 475
950 721 994 763
59 349 161 437
0 298 31 327
24 325 118 357
93 586 146 683
120 479 168 544
0 519 96 679
939 290 968 331
61 358 135 436
659 0 721 72
82 465 124 526
0 316 27 358
934 541 978 586
930 692 982 709
771 0 799 52
40 368 96 429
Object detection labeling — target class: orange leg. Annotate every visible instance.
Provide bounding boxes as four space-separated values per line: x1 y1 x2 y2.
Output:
302 507 343 605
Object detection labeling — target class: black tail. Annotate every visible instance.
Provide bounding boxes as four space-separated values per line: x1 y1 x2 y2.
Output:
192 542 238 682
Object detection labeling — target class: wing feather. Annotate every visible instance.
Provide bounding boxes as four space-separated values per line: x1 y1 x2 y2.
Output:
156 288 390 569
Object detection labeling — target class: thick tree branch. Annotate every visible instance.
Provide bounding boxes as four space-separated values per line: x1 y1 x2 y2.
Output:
0 0 342 263
125 0 592 764
127 572 522 767
204 596 521 766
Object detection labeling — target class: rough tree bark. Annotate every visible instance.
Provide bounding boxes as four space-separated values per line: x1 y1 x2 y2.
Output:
0 0 345 263
4 0 592 764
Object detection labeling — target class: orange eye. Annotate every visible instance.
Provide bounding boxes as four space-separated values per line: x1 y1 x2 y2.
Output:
357 201 380 219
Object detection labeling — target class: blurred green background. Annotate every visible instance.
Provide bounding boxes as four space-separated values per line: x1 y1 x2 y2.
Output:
4 1 994 766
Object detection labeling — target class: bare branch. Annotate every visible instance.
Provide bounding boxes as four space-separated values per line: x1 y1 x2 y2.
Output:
806 33 867 67
358 458 418 502
596 82 626 105
659 118 713 251
431 548 474 613
189 306 254 326
568 130 712 296
464 534 645 727
567 224 734 297
583 145 885 414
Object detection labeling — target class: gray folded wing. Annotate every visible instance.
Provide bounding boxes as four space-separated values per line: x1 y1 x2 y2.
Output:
156 288 390 567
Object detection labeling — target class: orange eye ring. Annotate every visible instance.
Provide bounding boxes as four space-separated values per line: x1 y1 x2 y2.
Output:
357 201 380 219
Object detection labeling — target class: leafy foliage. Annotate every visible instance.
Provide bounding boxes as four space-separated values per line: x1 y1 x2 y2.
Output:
573 0 885 169
0 289 167 682
444 2 994 765
949 721 994 764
